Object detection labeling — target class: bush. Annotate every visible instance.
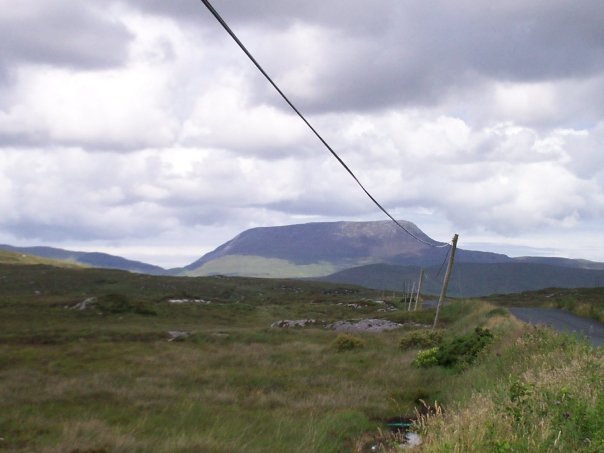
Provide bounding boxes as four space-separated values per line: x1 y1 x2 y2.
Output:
436 327 493 368
332 333 365 352
400 329 444 350
412 328 494 369
97 293 157 316
413 347 440 367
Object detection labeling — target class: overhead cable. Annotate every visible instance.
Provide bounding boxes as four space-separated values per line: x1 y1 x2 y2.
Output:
199 0 449 248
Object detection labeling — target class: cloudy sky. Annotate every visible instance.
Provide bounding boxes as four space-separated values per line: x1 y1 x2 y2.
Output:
1 0 604 268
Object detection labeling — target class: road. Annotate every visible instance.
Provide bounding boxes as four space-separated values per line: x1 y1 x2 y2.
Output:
510 307 604 347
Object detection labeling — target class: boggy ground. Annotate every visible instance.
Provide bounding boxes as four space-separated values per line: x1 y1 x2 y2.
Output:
1 264 602 452
0 264 472 452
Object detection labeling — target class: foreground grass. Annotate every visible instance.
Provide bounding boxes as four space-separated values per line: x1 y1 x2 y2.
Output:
418 322 603 452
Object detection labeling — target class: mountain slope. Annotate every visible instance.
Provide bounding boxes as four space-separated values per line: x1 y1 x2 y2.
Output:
183 220 513 277
0 244 166 274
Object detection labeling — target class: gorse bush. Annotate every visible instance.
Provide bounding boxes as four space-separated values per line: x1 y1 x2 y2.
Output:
332 333 365 352
413 327 493 369
399 329 444 350
413 347 440 367
436 327 493 368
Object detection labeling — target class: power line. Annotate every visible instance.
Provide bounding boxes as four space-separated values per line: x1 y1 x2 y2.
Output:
199 0 449 248
435 246 451 279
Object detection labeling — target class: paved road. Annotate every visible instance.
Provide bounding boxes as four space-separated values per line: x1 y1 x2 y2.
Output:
510 307 604 347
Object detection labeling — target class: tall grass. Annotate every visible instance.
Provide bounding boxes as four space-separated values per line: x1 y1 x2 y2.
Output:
419 326 604 452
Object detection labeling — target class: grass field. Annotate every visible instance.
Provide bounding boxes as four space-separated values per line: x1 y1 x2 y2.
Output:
1 261 602 452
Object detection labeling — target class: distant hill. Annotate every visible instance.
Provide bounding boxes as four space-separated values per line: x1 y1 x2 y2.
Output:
0 244 167 275
0 249 83 268
319 262 604 297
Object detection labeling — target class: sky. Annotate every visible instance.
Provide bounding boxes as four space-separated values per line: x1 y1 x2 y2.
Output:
1 0 604 268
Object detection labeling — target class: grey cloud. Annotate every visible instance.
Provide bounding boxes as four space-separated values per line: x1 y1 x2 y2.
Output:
0 1 132 74
135 0 394 33
266 197 375 219
148 0 604 116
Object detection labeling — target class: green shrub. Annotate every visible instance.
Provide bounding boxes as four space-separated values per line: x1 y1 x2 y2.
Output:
412 328 494 369
332 333 365 352
399 329 444 350
436 327 493 368
413 347 440 367
97 293 157 316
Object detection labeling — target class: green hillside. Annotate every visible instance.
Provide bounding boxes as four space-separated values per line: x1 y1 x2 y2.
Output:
183 254 372 278
0 249 83 268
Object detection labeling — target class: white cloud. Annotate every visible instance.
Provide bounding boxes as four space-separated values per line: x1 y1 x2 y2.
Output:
1 0 604 266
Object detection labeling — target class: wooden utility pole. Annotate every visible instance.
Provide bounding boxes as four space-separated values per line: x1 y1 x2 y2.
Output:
414 269 424 311
432 234 459 329
408 282 415 311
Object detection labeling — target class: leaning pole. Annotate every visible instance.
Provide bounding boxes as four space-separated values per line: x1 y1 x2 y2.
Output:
432 234 459 329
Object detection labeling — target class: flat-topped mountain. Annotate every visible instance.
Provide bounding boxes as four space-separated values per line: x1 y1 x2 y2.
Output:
183 220 513 278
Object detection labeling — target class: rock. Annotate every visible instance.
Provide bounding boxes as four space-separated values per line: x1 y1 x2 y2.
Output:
167 298 211 304
69 297 97 310
167 331 190 341
336 303 363 309
271 319 319 328
404 432 422 447
330 319 403 332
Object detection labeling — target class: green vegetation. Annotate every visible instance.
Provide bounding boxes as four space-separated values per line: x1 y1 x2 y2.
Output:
432 327 494 369
184 254 342 278
399 329 444 350
413 347 440 368
419 327 604 452
0 263 602 451
412 327 494 370
332 333 366 352
95 293 157 316
0 249 83 268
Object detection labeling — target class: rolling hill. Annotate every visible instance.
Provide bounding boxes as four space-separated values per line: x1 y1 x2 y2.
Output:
0 244 167 275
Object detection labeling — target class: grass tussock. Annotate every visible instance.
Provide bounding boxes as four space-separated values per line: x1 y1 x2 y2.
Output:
332 333 366 352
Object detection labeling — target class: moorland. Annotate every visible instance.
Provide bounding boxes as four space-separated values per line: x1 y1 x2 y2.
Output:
0 254 603 452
